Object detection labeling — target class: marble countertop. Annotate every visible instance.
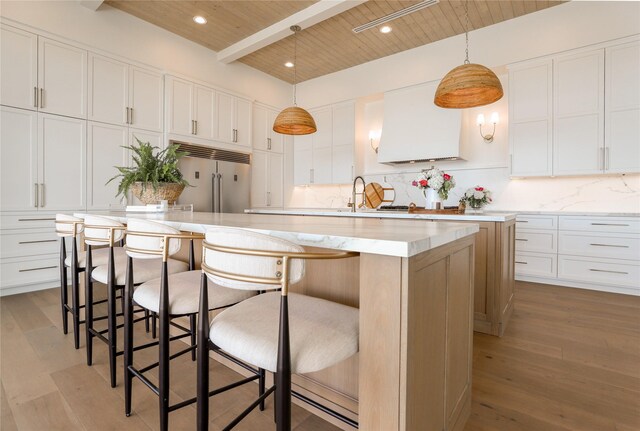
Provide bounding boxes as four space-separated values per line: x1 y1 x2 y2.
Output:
510 210 640 217
75 211 479 258
245 208 516 222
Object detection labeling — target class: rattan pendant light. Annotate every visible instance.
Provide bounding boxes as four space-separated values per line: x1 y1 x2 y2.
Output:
273 26 317 135
434 1 503 109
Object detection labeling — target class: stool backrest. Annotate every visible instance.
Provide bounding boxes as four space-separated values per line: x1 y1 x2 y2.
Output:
84 215 125 246
55 214 84 237
125 218 182 260
203 227 305 291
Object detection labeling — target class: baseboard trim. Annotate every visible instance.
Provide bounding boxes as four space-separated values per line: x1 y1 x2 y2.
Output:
515 275 639 296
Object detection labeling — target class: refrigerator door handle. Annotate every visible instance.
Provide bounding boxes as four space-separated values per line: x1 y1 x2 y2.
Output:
211 173 216 212
217 173 223 213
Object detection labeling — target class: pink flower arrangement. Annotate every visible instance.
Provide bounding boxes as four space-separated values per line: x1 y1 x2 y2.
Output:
412 168 456 200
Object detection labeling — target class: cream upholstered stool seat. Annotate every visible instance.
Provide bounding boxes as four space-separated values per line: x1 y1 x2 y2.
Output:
122 219 255 431
84 215 188 389
196 227 360 431
133 270 254 315
210 291 358 374
64 246 127 269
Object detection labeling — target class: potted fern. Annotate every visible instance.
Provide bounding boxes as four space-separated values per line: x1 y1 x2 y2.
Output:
107 138 189 205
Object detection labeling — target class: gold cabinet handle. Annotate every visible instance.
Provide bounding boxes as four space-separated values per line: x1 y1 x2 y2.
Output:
34 183 38 207
40 88 44 108
194 120 198 135
34 87 38 108
129 107 133 125
39 183 45 207
589 268 628 275
19 265 57 272
19 239 58 244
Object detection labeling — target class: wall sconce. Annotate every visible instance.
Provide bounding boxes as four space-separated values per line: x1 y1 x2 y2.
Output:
369 129 381 153
477 112 499 143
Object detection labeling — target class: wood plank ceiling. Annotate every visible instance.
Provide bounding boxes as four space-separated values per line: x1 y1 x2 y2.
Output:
106 0 565 84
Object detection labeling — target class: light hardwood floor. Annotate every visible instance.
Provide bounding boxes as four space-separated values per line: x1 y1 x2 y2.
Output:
1 281 639 431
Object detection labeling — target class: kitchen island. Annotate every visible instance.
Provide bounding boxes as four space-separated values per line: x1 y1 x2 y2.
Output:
248 208 517 336
77 211 478 431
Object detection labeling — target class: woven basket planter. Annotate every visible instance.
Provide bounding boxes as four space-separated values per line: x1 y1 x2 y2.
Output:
131 182 185 205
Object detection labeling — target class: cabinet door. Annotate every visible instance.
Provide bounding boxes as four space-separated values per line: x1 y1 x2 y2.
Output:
88 53 128 125
235 98 252 148
508 60 553 176
38 114 86 210
166 76 193 136
0 107 38 211
267 109 284 153
332 102 355 183
293 134 312 185
553 50 604 175
605 40 640 174
268 152 283 208
0 25 38 111
311 108 332 184
252 105 268 151
129 66 163 132
251 150 268 207
130 128 164 150
38 37 87 119
87 122 128 210
217 92 235 143
194 85 216 140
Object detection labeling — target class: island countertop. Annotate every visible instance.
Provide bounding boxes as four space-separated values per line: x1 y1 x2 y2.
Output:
245 208 516 222
75 211 479 258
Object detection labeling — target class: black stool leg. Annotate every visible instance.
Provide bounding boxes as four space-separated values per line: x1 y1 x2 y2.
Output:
71 237 80 349
107 247 118 388
190 314 197 361
275 295 291 431
144 309 150 333
152 312 157 339
59 238 68 334
196 273 210 431
158 261 170 431
259 368 266 411
124 256 134 416
85 245 94 366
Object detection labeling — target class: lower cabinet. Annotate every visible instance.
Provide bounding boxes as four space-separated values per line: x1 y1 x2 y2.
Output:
251 150 283 208
516 213 640 295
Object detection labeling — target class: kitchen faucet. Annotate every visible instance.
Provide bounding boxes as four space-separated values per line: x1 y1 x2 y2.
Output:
349 176 366 212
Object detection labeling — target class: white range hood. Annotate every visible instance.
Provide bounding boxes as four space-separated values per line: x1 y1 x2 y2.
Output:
377 80 464 164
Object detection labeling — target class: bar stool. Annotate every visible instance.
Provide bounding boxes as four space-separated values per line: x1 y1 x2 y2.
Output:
121 219 256 431
55 214 127 349
84 215 189 388
197 227 360 431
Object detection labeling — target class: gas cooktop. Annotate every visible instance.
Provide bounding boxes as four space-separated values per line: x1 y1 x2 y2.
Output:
376 205 409 212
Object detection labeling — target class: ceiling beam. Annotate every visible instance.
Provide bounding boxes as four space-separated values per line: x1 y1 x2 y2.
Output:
217 0 367 64
78 0 104 11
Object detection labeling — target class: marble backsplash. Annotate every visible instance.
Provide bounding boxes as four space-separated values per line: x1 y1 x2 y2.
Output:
288 170 640 214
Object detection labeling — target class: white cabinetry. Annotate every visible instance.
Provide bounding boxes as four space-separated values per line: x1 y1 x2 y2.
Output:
217 92 252 148
508 60 553 176
1 24 87 119
293 101 355 185
89 54 163 132
509 37 639 177
605 40 640 173
516 213 640 295
553 49 604 176
1 107 85 212
251 151 283 208
253 104 283 153
87 122 128 210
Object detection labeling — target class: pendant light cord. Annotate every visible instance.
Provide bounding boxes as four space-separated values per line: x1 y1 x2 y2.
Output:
291 25 300 106
464 0 470 64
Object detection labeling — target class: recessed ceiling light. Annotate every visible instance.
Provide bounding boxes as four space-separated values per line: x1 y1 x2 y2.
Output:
284 62 294 68
193 16 207 25
380 26 392 34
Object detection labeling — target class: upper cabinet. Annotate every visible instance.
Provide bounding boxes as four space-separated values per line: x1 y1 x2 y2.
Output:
293 101 355 185
88 53 163 132
253 104 283 153
509 37 640 177
166 75 251 148
1 24 87 119
605 40 640 174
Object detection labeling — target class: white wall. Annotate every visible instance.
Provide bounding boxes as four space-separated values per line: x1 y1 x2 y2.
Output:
0 0 291 108
286 1 640 213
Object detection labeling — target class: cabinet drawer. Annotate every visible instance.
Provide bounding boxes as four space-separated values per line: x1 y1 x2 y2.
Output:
559 216 640 233
0 229 59 258
558 255 640 288
516 215 558 230
0 213 57 230
0 256 59 290
515 229 557 253
515 252 557 278
559 232 640 260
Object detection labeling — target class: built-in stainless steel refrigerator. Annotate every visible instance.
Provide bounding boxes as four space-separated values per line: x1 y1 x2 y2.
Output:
174 141 251 213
